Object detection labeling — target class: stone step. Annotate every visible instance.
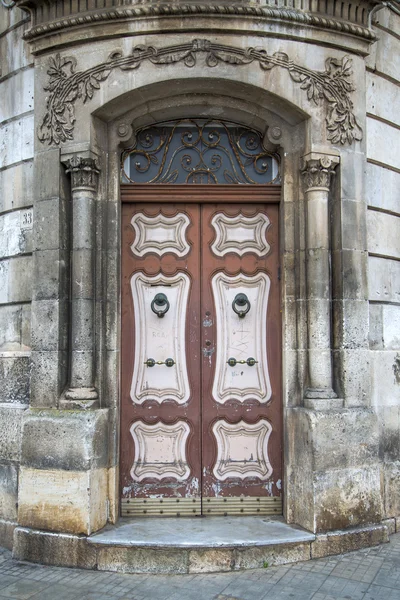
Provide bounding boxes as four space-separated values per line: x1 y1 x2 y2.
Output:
87 516 315 574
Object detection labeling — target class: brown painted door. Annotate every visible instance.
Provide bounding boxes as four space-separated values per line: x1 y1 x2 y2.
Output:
120 195 282 517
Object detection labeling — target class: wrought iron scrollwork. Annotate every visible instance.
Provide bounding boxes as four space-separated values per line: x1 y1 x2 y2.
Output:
121 119 280 185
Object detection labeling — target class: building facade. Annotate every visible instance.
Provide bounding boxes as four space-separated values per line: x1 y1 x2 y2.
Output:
0 0 399 572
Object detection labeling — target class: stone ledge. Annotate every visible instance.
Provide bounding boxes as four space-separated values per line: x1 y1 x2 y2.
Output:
311 523 389 559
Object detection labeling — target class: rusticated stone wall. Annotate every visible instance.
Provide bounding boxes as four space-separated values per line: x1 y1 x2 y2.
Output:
0 4 34 549
367 7 400 524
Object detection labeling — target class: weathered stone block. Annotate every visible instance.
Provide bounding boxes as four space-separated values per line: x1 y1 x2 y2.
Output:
0 354 31 403
0 115 34 170
30 349 68 407
0 160 33 214
21 409 108 471
18 466 108 535
367 209 400 260
313 466 383 532
33 148 61 201
0 24 32 77
305 408 379 472
367 31 400 86
371 350 400 409
378 405 400 460
367 72 400 130
188 548 233 573
339 153 365 205
0 256 33 304
382 461 400 519
0 304 31 350
235 542 311 570
311 524 388 559
332 249 368 301
368 256 400 304
0 210 33 260
332 299 369 349
13 527 97 568
0 463 18 521
32 249 68 301
97 546 188 574
0 406 25 461
365 160 400 215
0 68 33 124
382 518 396 535
341 199 367 254
0 519 16 551
333 349 371 407
33 197 68 252
31 299 68 352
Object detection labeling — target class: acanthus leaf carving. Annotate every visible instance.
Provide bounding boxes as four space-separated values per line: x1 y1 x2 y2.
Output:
39 40 363 147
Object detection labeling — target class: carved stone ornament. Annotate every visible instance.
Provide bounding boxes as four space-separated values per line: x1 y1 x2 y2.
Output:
64 156 100 191
302 156 338 191
39 39 363 147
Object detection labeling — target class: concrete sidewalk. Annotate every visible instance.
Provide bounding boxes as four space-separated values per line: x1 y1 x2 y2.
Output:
0 532 399 600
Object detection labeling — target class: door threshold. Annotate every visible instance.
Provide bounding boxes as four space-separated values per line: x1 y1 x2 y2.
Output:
88 515 315 549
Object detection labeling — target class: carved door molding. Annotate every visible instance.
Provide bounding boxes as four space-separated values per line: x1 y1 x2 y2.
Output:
120 185 282 517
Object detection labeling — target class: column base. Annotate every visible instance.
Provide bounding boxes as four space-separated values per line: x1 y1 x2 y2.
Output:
305 387 337 399
304 397 344 410
63 387 99 409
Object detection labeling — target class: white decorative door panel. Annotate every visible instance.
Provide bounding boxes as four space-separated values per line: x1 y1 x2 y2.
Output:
212 419 273 481
130 421 191 481
211 272 271 404
130 271 191 405
211 212 271 257
130 212 191 257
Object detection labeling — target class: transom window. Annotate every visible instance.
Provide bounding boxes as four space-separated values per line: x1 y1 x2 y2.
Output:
121 119 280 185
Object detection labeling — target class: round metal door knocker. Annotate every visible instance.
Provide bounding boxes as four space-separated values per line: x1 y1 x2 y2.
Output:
232 293 251 318
151 293 170 318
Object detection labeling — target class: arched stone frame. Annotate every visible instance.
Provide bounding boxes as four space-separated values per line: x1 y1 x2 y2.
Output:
24 34 380 538
85 78 322 526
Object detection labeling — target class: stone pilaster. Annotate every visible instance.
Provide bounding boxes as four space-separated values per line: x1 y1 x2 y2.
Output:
302 153 342 409
62 156 100 407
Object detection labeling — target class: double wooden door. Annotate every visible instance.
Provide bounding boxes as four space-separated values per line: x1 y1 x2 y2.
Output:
121 191 282 517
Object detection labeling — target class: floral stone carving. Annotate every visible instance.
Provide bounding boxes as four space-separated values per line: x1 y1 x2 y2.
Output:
39 39 362 146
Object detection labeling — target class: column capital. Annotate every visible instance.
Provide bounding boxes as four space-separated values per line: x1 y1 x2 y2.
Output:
301 153 340 192
63 155 100 192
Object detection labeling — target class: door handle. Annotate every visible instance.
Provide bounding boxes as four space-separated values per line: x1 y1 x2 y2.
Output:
144 358 175 367
227 357 258 367
232 293 251 318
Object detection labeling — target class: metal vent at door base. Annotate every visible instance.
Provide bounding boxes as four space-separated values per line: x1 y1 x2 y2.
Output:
121 497 200 517
202 496 282 516
121 496 282 517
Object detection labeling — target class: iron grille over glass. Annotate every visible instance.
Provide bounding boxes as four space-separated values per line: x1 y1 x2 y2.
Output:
121 119 281 185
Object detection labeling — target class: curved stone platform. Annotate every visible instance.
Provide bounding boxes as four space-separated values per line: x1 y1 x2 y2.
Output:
13 518 389 574
87 516 315 573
